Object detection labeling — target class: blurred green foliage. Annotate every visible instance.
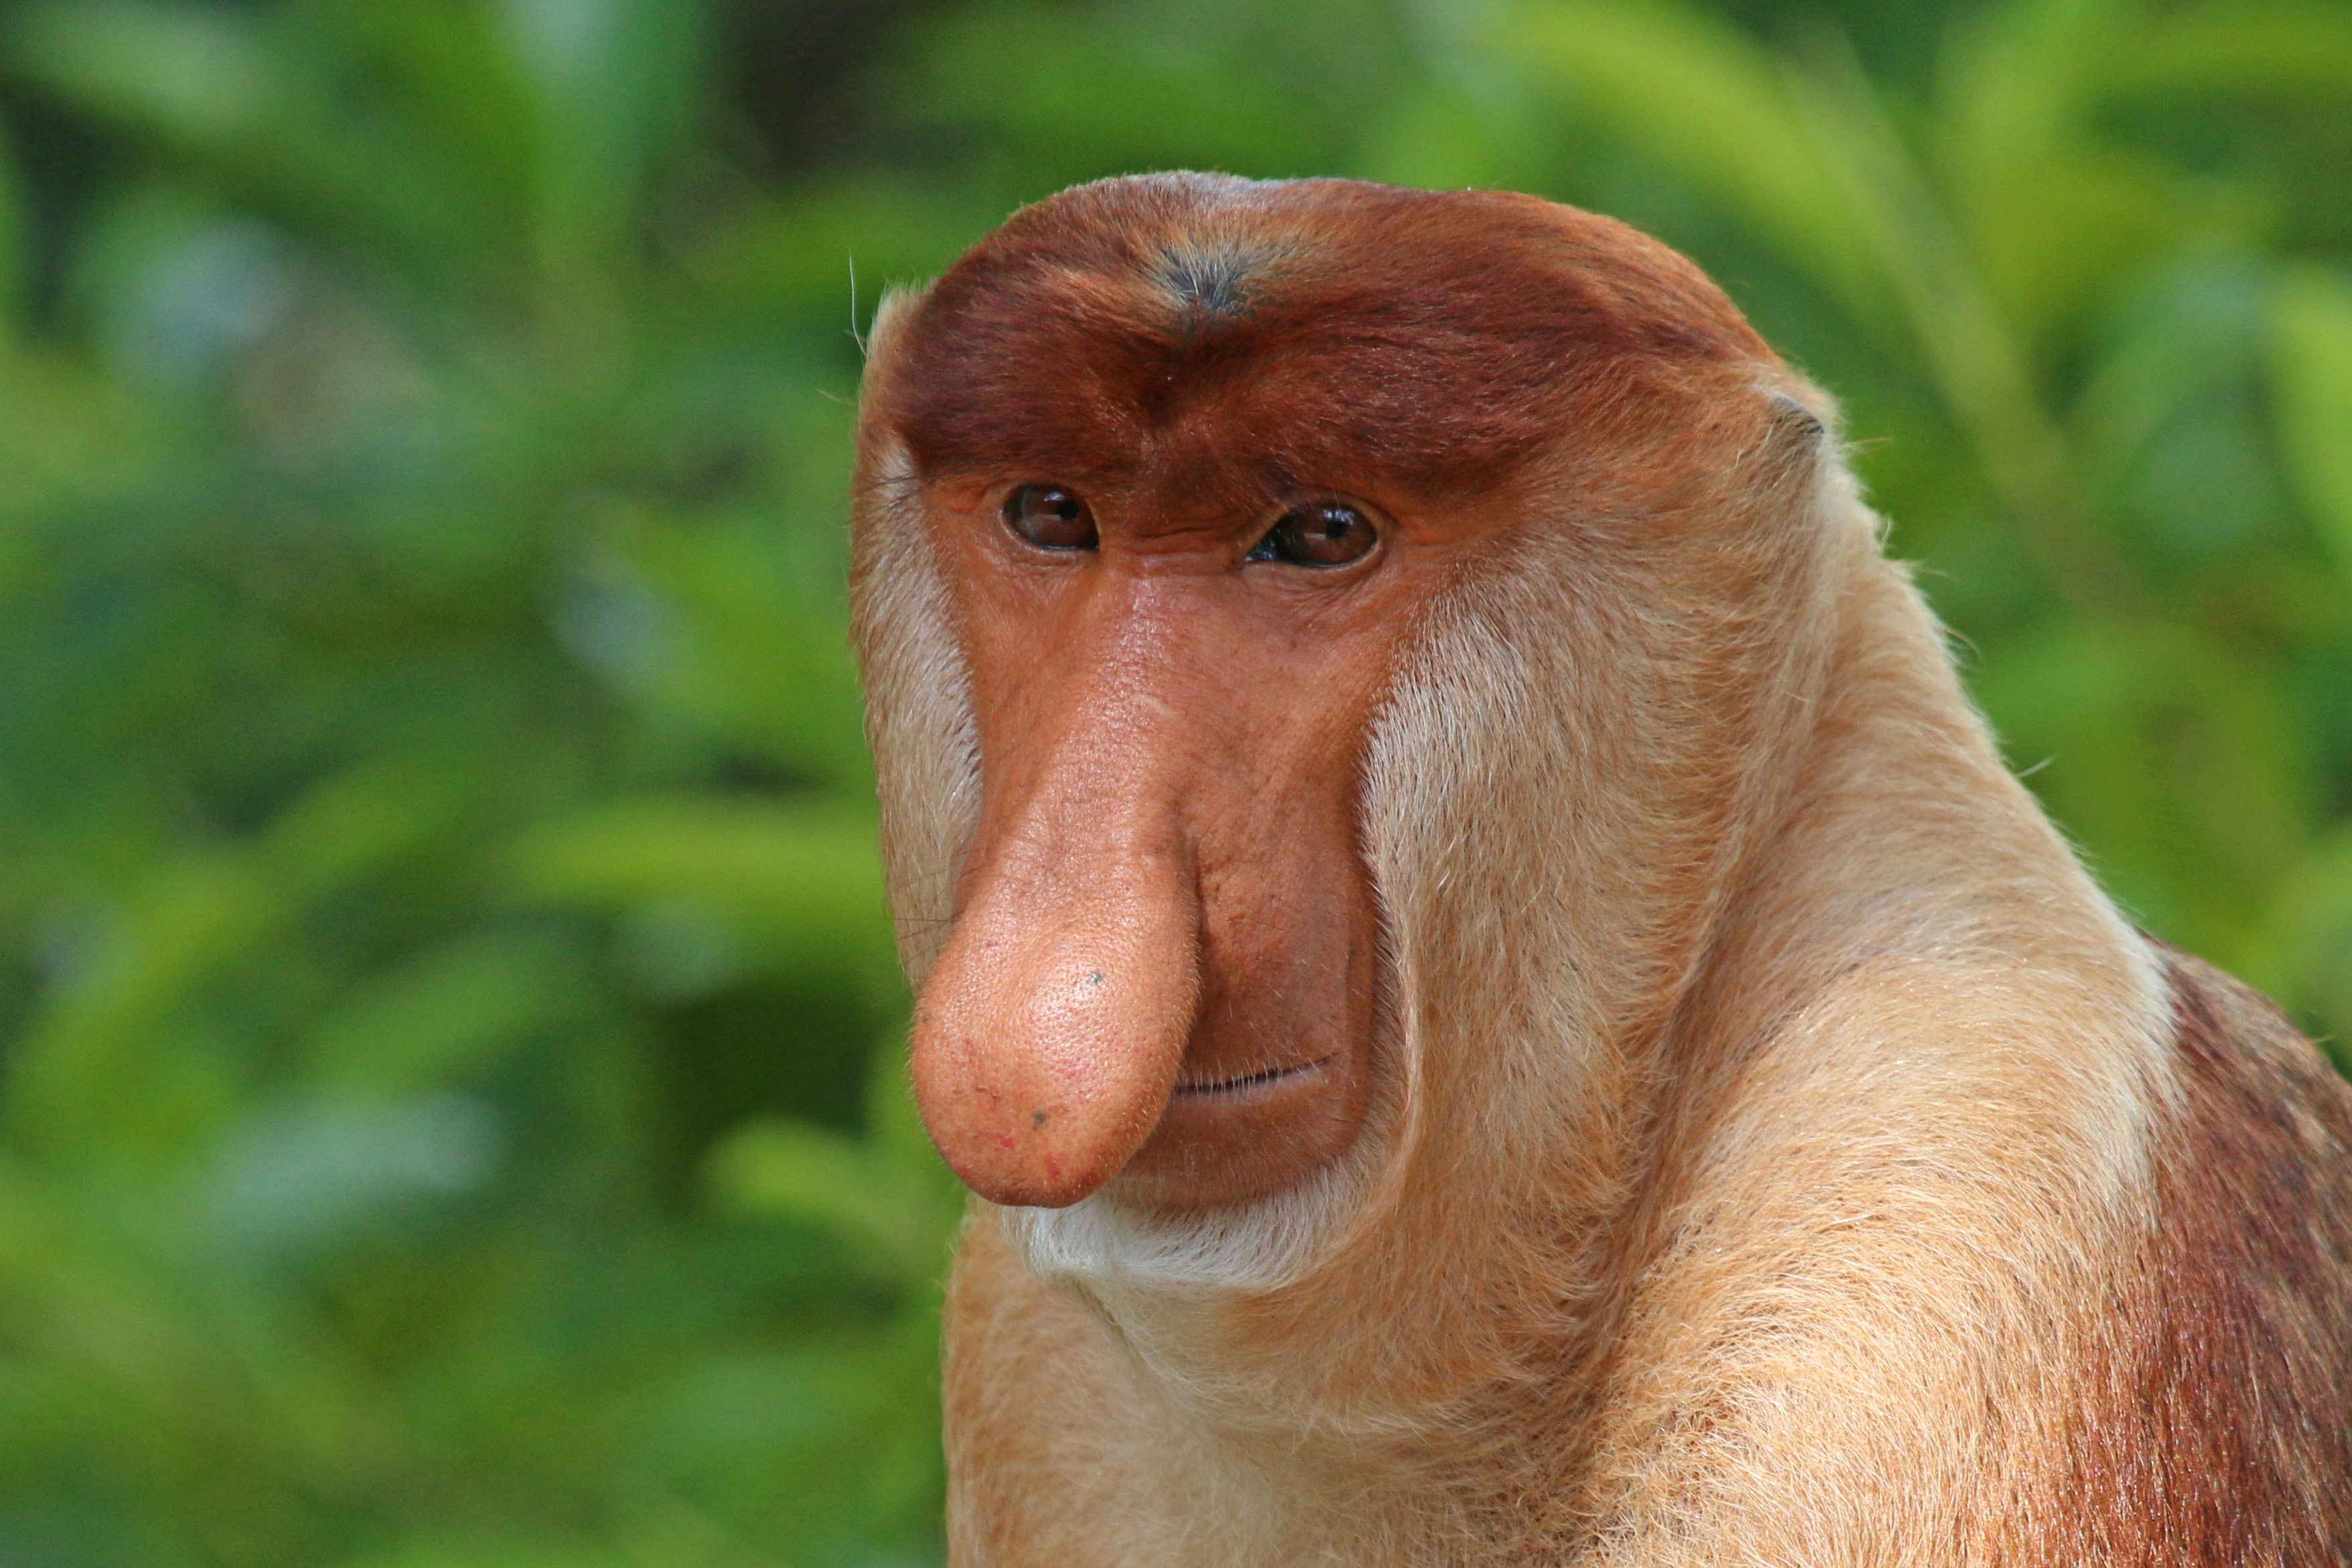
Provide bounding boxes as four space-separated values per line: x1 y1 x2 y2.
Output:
0 0 2345 1561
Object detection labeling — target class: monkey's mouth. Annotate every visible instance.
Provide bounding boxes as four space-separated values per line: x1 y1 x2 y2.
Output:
1172 1054 1333 1096
1120 1039 1365 1207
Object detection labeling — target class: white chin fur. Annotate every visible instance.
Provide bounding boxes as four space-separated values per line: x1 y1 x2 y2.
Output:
1004 1142 1378 1292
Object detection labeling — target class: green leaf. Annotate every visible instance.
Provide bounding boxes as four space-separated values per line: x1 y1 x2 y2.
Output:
305 931 576 1098
901 5 1332 192
1932 0 2195 344
1501 0 1885 320
2269 265 2352 581
203 1094 501 1260
705 1118 954 1280
11 0 270 145
507 797 895 978
336 1543 637 1568
2249 824 2352 1053
6 852 281 1160
0 119 23 333
2114 3 2352 103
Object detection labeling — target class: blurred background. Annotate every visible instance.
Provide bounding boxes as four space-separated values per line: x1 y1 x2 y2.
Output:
0 0 2347 1561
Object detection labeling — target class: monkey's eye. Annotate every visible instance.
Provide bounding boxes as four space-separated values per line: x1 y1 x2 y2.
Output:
1002 484 1098 551
1247 501 1378 568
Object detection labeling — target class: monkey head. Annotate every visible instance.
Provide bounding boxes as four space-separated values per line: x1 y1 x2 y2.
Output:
852 174 1833 1225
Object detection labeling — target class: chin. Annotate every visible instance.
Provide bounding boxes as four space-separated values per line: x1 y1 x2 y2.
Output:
1004 1128 1384 1294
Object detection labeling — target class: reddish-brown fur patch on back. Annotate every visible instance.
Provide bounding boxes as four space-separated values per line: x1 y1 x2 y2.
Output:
881 174 1776 509
2041 951 2352 1565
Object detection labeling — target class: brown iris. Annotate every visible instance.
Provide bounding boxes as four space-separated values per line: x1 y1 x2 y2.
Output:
1002 484 1098 550
1248 501 1378 568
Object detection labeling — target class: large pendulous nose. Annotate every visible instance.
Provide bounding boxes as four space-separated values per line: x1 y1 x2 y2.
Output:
909 773 1202 1209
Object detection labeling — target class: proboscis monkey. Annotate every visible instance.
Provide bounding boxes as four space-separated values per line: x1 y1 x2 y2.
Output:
848 174 2352 1565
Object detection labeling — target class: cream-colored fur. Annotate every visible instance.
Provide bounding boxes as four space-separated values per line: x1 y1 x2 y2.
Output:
855 289 2176 1561
853 289 982 992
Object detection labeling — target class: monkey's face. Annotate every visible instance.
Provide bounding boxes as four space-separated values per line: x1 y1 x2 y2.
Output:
862 174 1779 1215
909 468 1426 1212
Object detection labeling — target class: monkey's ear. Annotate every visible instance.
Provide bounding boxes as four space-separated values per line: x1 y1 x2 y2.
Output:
1760 384 1834 449
1746 384 1841 507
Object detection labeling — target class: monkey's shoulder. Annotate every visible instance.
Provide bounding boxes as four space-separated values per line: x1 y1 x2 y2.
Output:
2073 946 2352 1563
2155 944 2352 1224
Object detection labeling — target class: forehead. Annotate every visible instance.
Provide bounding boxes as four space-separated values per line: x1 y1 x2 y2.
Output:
880 175 1775 509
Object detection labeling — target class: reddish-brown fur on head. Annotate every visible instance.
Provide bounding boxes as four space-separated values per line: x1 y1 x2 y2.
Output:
887 173 1772 507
